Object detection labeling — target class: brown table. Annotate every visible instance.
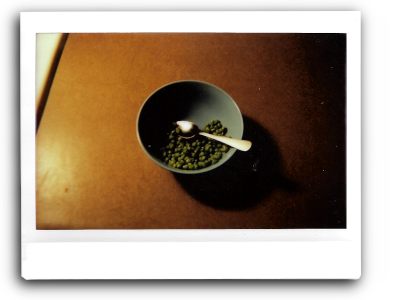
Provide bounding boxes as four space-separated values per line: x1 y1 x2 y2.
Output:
36 33 346 229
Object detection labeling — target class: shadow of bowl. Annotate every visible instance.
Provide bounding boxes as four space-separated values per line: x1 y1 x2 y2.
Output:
173 116 296 210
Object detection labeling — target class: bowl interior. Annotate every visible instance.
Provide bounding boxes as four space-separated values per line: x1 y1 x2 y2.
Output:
137 81 243 173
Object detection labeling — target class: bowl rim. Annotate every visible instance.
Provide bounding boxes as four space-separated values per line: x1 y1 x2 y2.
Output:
136 79 244 174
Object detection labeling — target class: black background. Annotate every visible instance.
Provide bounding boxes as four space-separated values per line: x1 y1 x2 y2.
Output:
0 0 388 299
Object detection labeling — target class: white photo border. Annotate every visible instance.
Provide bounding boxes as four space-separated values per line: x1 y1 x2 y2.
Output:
21 11 361 279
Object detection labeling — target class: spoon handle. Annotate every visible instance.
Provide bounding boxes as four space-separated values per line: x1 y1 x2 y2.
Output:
199 132 252 151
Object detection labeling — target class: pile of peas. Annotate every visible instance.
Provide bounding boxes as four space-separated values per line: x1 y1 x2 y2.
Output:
161 120 231 170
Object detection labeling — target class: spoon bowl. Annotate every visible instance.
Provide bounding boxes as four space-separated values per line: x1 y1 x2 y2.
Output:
176 121 200 139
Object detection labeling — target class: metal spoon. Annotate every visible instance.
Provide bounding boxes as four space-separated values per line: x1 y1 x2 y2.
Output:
176 121 252 152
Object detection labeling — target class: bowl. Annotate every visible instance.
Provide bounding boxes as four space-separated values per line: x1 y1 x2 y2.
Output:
136 80 244 174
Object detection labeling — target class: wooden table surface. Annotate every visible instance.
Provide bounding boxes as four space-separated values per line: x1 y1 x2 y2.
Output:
36 33 346 229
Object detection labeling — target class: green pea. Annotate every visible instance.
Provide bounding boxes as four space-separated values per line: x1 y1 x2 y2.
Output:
162 121 230 170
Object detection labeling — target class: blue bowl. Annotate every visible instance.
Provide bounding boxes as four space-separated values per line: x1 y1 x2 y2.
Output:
136 80 244 174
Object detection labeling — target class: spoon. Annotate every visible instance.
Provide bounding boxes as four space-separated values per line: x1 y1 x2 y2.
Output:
176 121 252 152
